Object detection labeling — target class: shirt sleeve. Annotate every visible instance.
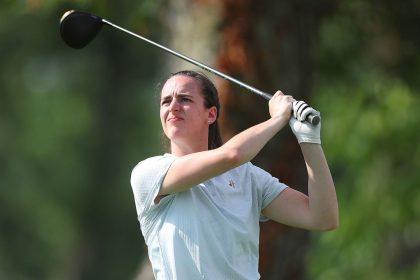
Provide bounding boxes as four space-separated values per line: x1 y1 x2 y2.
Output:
130 154 176 219
250 164 288 222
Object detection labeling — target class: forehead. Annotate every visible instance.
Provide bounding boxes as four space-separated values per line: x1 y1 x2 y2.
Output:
161 75 202 97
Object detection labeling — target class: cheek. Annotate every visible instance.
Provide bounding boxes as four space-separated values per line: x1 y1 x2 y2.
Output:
160 108 167 127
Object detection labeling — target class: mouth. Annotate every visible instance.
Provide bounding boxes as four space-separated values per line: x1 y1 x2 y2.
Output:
167 116 184 123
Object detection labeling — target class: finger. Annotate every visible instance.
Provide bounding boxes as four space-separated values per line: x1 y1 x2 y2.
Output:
300 107 317 121
287 95 295 103
294 101 309 121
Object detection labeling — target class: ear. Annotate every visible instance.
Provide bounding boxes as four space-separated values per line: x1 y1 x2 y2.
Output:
207 106 217 125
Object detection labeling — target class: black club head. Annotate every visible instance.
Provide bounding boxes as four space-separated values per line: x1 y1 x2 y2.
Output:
60 10 104 49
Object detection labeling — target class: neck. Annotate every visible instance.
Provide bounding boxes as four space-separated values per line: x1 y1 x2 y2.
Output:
171 141 208 156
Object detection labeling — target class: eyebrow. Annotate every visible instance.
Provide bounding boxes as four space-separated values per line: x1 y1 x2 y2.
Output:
160 93 194 101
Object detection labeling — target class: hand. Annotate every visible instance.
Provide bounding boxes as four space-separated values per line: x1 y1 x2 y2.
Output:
292 100 320 122
290 101 321 144
269 91 294 122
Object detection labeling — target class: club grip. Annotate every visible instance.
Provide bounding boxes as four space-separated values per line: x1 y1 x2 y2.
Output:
306 114 321 125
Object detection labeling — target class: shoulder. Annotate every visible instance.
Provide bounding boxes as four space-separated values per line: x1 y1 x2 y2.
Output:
131 154 176 184
132 154 175 171
233 162 282 189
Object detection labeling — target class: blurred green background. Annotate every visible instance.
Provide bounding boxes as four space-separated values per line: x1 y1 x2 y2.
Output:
0 0 419 279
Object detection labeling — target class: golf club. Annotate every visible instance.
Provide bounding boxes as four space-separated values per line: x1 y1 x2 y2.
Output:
60 10 320 125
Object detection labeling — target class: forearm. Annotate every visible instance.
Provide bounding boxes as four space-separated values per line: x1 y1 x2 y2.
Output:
221 116 288 165
161 116 288 195
301 143 339 230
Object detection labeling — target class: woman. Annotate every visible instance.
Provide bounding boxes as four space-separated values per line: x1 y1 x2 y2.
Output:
130 70 338 279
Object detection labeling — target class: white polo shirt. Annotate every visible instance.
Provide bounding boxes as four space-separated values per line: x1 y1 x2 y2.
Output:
130 154 287 279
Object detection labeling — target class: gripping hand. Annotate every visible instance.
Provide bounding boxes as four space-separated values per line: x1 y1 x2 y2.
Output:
289 101 321 144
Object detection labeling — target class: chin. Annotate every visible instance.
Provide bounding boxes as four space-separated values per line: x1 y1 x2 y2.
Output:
165 129 184 141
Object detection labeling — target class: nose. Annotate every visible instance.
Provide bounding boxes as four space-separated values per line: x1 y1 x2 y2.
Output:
168 98 180 112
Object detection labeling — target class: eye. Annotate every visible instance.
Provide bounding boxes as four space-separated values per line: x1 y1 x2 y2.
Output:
161 99 170 106
181 97 192 102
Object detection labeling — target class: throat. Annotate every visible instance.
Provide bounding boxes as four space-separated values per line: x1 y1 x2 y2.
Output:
170 138 209 156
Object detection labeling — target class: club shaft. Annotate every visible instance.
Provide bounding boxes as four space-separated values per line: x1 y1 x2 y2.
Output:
103 19 272 100
102 18 319 125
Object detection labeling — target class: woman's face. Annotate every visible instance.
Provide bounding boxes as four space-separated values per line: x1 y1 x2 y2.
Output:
160 75 216 147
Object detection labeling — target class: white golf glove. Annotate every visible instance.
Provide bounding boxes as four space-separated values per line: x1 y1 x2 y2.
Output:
289 101 321 144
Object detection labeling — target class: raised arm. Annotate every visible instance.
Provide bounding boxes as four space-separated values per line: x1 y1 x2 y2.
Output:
262 143 339 231
159 91 293 196
262 103 339 231
301 143 339 229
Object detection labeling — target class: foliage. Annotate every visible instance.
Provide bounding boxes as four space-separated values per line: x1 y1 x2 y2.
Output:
307 1 420 279
0 0 165 279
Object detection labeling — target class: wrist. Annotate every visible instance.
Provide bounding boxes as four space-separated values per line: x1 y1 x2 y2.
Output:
270 114 290 128
297 135 321 144
300 142 321 147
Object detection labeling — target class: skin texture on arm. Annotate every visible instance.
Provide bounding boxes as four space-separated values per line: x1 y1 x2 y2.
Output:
262 143 339 231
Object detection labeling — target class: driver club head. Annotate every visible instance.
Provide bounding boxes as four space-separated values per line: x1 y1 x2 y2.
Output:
60 10 105 49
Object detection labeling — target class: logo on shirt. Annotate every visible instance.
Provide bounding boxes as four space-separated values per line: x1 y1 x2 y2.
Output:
228 180 235 188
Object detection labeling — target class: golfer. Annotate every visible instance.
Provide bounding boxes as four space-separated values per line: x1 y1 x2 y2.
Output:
130 70 338 279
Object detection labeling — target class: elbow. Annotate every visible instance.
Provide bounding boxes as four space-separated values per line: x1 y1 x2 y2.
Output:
317 215 339 232
223 148 245 167
320 220 339 232
311 208 339 231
